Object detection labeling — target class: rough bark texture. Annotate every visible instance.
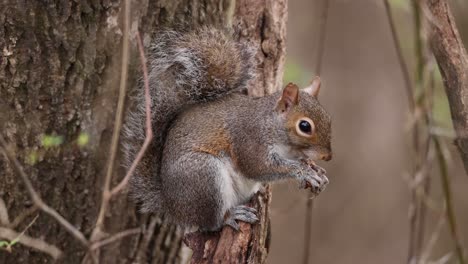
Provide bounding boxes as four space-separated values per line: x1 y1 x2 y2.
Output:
184 186 272 264
183 0 287 263
0 0 286 263
427 0 468 175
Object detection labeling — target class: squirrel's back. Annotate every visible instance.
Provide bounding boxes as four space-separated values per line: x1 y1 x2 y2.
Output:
123 27 256 212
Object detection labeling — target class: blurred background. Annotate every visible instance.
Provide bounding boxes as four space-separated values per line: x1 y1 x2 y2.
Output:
269 0 468 263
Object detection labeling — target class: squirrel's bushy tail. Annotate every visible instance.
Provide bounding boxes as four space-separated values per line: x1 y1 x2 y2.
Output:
123 27 255 212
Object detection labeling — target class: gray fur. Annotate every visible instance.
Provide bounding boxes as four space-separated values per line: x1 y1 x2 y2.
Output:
123 28 331 231
122 27 255 213
159 92 330 230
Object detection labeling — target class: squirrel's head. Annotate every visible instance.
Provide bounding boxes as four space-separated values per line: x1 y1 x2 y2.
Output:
275 77 332 162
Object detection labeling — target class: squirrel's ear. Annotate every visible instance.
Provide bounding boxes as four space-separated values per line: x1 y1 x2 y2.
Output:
303 76 321 98
276 83 299 113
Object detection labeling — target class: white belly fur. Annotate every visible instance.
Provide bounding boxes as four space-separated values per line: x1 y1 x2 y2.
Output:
216 158 261 215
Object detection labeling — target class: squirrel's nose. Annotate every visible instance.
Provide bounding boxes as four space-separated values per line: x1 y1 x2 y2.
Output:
321 153 332 161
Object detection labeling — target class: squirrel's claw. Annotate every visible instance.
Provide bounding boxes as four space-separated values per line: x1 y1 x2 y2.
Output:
303 159 327 175
225 218 241 231
224 205 259 231
311 164 327 176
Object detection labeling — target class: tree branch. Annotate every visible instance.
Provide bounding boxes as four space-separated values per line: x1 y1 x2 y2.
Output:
383 0 415 110
8 205 38 229
0 198 9 225
434 138 466 264
303 1 330 263
92 0 132 239
0 227 62 260
91 228 141 251
109 31 153 197
426 0 468 175
0 136 89 247
384 1 433 262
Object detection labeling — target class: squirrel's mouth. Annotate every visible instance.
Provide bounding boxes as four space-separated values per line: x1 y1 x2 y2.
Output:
301 149 332 162
299 149 319 161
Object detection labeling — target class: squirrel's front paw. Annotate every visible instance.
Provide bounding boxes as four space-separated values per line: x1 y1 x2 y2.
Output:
224 205 259 231
299 165 329 196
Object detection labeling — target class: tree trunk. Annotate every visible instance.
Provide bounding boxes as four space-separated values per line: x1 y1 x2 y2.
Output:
426 0 468 175
0 0 287 263
184 1 287 263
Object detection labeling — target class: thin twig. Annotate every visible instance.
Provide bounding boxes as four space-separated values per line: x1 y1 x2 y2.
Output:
0 198 9 225
93 0 132 238
91 228 141 251
0 136 89 247
383 0 415 110
303 1 329 264
434 253 453 264
403 164 442 214
413 1 431 262
9 205 38 229
423 1 466 263
0 227 62 259
313 0 329 75
110 31 153 196
412 1 425 96
434 138 466 264
10 214 39 245
419 207 446 264
384 1 435 262
136 216 158 262
417 0 442 32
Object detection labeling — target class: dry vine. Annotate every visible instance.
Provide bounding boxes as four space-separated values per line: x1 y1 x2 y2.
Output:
384 1 466 263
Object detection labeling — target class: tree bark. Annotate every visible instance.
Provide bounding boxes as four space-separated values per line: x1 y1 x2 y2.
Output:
426 0 468 175
0 0 286 263
183 0 287 263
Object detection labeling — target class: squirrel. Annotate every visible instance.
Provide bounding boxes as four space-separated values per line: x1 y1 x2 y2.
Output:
123 27 332 231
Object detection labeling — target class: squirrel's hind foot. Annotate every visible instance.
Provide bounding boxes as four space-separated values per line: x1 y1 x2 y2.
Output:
224 205 259 231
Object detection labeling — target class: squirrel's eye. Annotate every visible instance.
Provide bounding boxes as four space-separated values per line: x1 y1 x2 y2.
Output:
299 120 312 133
295 117 315 138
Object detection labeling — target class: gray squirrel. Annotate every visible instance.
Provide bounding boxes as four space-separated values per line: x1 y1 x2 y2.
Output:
123 27 332 231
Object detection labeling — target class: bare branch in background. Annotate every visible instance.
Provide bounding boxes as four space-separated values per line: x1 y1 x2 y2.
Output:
383 1 467 263
0 198 9 225
0 227 62 260
424 1 468 263
0 215 61 260
0 136 89 247
434 253 453 264
409 3 431 260
92 0 132 241
89 2 154 263
383 0 415 110
91 228 141 251
434 138 465 264
8 205 38 229
419 208 446 264
384 1 433 262
110 31 153 197
303 1 330 263
426 0 468 175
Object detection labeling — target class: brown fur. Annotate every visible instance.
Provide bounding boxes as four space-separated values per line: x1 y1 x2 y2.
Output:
193 128 232 157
